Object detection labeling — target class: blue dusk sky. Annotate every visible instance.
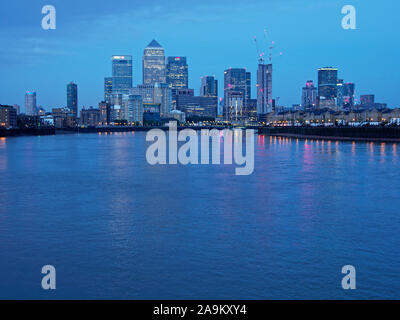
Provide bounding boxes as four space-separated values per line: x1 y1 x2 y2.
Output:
0 0 399 111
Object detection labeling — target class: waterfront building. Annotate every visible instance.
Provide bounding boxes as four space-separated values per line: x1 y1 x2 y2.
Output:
80 107 101 127
143 40 166 85
67 81 78 115
301 80 317 111
51 107 76 128
225 91 244 122
98 101 110 125
112 55 133 94
343 82 355 110
143 103 161 123
166 56 188 89
200 76 218 97
122 94 143 124
336 79 344 108
175 90 218 119
104 77 113 104
224 68 251 120
25 91 37 116
360 95 375 106
0 105 17 128
169 109 186 123
256 63 272 121
131 83 171 117
318 67 338 103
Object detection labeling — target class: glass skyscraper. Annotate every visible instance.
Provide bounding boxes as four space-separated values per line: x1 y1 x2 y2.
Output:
200 76 218 97
318 67 338 100
142 40 166 85
301 80 317 111
224 68 251 120
166 56 188 89
256 63 272 119
67 81 78 115
24 91 37 116
104 77 113 103
112 55 133 94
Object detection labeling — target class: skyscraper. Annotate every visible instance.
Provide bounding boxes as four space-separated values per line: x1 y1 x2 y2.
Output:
112 55 133 94
336 79 344 108
143 40 166 85
343 82 355 110
122 94 143 124
67 82 78 115
25 91 37 116
301 80 317 111
104 77 113 103
224 68 251 120
318 67 338 100
200 76 218 97
256 63 272 121
166 57 188 89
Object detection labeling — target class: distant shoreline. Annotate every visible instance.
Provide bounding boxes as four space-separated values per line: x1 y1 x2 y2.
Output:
258 126 400 143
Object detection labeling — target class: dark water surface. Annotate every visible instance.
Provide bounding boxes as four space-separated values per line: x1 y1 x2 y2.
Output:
0 132 399 299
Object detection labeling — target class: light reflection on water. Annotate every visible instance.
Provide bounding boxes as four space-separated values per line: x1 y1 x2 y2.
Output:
0 133 400 299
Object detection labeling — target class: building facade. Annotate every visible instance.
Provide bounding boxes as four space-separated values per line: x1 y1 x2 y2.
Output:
166 56 188 89
112 55 133 94
0 105 17 128
224 68 251 120
200 76 218 97
122 94 143 124
67 81 78 115
256 63 273 121
143 40 166 85
318 67 338 103
25 91 37 116
301 80 317 111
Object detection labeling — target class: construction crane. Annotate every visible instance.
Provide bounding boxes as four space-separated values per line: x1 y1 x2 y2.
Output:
253 36 265 64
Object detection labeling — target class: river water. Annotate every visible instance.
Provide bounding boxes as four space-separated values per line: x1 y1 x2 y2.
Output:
0 132 399 299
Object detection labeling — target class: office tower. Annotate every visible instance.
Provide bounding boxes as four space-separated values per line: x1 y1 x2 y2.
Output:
336 79 344 108
153 83 172 116
80 107 101 127
25 91 37 116
67 82 78 115
200 76 218 97
143 40 166 85
224 68 251 120
122 94 143 124
112 55 132 94
318 67 338 100
104 77 113 103
225 91 244 122
131 84 155 103
0 105 17 128
360 95 375 106
166 57 188 89
176 89 218 119
131 83 171 117
98 101 110 125
301 80 317 111
343 82 355 109
256 63 272 121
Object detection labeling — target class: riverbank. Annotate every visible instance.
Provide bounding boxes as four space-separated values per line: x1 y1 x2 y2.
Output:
258 126 400 142
0 127 55 137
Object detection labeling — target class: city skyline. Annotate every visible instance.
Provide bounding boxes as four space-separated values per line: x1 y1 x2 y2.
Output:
0 0 399 110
